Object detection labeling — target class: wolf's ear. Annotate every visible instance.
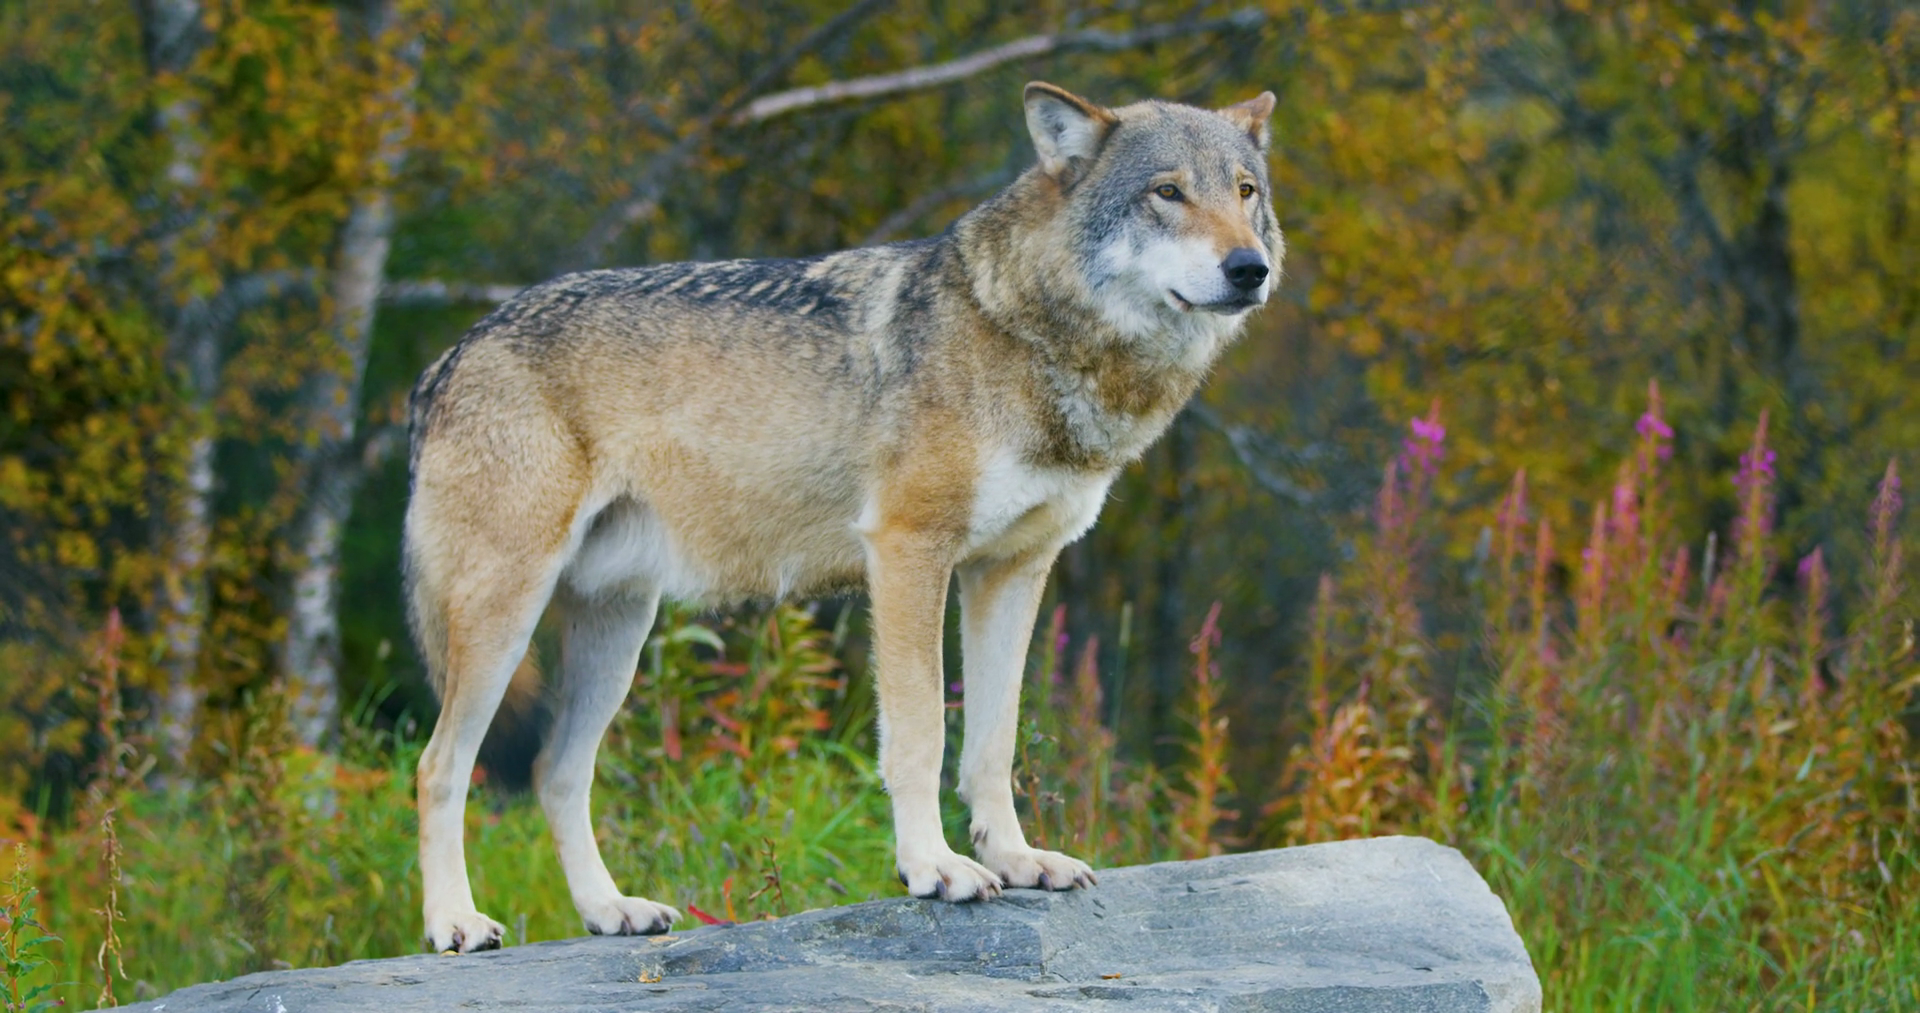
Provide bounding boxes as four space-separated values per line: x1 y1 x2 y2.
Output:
1024 82 1115 179
1219 91 1276 153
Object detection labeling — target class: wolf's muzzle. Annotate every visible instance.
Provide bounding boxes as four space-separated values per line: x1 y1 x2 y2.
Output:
1221 248 1269 293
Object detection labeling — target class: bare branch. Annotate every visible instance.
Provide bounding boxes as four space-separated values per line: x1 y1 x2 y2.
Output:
358 421 407 473
730 0 899 116
577 7 1266 267
380 278 526 306
574 0 897 268
1186 403 1318 507
734 9 1266 125
861 167 1014 245
218 272 526 309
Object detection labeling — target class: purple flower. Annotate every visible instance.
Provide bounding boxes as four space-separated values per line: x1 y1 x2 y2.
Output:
1636 412 1674 461
1735 447 1777 492
1870 459 1902 549
1637 381 1673 460
1402 406 1446 477
1796 551 1821 583
1873 461 1902 519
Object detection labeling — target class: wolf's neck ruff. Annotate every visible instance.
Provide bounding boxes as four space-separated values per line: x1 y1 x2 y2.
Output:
946 138 1273 469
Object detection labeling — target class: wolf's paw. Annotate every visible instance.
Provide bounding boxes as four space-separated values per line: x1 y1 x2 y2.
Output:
580 894 679 936
977 839 1097 892
424 909 506 954
897 847 1003 902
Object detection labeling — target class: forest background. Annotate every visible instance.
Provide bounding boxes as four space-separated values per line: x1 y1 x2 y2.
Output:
2 0 1917 1009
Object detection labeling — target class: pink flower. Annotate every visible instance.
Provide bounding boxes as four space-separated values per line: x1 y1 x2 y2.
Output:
1870 459 1902 554
1637 380 1673 460
1401 403 1446 477
1872 460 1902 526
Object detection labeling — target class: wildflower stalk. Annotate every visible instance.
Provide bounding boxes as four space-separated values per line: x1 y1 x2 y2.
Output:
94 809 125 1009
1727 411 1777 651
1796 548 1829 711
1175 602 1230 858
1306 574 1336 739
1860 460 1904 672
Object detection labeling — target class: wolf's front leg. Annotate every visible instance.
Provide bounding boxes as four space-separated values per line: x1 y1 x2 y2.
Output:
867 532 1002 901
955 550 1096 892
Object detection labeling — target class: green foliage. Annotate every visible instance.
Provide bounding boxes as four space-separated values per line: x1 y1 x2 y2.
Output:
1280 399 1918 1008
2 845 64 1013
2 1 1919 1010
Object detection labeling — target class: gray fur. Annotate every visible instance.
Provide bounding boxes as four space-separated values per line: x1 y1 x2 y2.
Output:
401 83 1282 953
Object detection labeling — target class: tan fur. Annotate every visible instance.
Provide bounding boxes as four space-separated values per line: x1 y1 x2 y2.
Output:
403 83 1282 952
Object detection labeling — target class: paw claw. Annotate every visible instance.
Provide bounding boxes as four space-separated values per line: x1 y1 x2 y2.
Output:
580 895 678 936
978 843 1096 892
898 848 1000 902
425 910 506 954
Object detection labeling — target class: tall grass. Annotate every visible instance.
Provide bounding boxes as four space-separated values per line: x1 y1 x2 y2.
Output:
1279 388 1918 1008
2 387 1915 1009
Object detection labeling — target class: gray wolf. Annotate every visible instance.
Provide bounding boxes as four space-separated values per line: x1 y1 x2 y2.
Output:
404 81 1282 952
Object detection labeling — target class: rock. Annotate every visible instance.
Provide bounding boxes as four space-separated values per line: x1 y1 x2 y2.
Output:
114 836 1540 1012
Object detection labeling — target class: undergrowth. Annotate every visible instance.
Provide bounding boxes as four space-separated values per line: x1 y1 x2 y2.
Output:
2 388 1915 1010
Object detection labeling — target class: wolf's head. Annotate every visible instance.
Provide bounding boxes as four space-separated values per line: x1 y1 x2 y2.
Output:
1016 82 1282 348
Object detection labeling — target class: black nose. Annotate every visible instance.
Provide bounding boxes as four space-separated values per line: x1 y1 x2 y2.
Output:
1221 248 1269 292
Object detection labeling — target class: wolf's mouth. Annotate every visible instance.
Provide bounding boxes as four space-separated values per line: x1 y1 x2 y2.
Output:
1169 290 1258 314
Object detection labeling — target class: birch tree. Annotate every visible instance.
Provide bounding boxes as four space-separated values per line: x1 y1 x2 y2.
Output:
280 0 422 748
138 0 218 772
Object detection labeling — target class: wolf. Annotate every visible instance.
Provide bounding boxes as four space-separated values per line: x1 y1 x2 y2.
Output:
404 81 1282 952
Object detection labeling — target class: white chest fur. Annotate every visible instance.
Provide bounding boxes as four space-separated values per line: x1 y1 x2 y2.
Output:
965 446 1113 559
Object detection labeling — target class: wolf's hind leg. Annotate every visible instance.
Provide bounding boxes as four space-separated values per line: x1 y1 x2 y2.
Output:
417 574 556 953
537 588 679 936
956 550 1096 892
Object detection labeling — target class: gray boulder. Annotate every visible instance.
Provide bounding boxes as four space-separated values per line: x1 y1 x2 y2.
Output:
116 836 1540 1012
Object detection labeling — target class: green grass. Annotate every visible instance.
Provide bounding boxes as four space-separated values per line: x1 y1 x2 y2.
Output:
9 408 1919 1011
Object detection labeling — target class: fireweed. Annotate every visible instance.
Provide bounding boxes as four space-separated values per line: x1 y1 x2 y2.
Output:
6 391 1917 1010
1280 389 1917 1008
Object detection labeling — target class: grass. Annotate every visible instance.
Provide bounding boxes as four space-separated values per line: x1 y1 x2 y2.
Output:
3 392 1917 1010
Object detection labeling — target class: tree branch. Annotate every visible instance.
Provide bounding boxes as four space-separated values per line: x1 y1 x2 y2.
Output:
1186 403 1319 507
380 278 526 306
576 7 1266 267
734 9 1267 125
220 272 527 309
861 167 1014 245
573 0 897 268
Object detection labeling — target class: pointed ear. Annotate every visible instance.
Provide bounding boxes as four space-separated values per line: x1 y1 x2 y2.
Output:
1219 91 1276 153
1024 82 1115 179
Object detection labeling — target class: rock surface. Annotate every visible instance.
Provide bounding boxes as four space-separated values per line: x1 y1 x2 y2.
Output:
116 836 1540 1012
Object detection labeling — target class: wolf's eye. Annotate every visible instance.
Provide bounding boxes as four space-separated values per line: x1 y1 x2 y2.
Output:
1240 183 1257 199
1154 184 1183 201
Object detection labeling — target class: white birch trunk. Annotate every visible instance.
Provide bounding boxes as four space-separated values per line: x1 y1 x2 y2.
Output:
282 2 420 747
142 0 215 774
